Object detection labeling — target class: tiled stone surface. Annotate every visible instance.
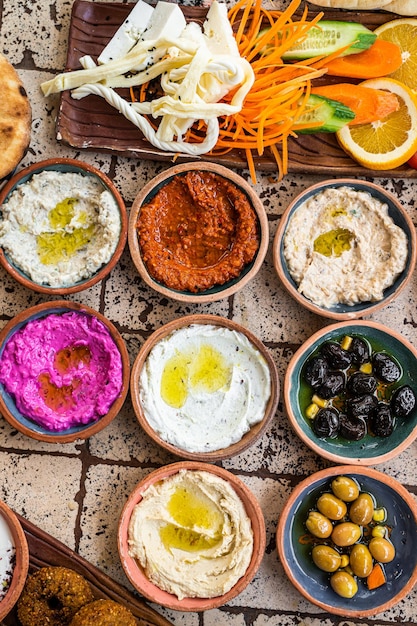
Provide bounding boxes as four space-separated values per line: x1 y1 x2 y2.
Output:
1 1 417 625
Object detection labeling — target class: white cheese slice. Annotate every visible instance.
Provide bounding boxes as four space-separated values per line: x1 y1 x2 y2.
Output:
203 1 239 57
140 2 187 42
98 0 154 64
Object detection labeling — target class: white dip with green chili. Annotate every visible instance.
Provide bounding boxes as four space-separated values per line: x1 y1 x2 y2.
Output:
139 324 271 453
283 186 408 308
0 511 15 601
0 170 121 287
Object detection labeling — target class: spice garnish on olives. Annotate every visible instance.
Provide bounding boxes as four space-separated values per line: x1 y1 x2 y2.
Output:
302 334 416 443
301 475 395 599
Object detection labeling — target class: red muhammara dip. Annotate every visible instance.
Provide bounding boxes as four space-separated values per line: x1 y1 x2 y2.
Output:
137 170 259 292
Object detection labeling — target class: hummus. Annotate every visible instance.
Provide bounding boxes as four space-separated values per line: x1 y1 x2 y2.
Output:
128 469 254 599
0 512 15 601
139 324 271 453
0 170 121 287
283 186 408 308
137 170 259 293
0 311 123 431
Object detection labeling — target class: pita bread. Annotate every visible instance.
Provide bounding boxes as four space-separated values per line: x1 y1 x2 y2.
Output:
306 0 392 8
382 0 417 14
0 53 31 180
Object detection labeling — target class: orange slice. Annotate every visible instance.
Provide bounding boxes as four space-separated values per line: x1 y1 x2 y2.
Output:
336 77 417 170
374 19 417 91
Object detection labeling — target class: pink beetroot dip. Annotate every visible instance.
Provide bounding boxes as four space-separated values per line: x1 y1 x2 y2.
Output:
0 311 123 431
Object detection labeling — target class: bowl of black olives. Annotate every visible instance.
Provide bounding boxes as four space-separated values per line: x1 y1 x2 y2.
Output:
276 465 417 617
284 320 417 465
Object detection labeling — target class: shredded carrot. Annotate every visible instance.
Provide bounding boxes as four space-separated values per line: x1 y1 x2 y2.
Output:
138 0 353 182
185 0 341 182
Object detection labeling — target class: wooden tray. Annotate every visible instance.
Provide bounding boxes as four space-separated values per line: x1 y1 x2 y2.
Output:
3 513 173 626
56 1 417 178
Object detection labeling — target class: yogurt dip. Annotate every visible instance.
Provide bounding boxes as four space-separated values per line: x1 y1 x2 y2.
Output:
0 170 121 287
128 469 254 599
0 311 123 431
0 512 15 601
283 186 408 309
139 324 271 452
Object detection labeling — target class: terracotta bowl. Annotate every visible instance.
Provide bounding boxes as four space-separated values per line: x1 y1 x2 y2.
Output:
118 461 266 611
0 158 128 295
273 179 416 320
0 300 130 443
276 465 417 617
284 319 417 465
130 314 279 461
128 162 268 303
0 500 29 621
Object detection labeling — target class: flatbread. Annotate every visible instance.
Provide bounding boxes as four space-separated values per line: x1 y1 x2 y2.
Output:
306 0 392 8
382 0 417 14
0 53 31 180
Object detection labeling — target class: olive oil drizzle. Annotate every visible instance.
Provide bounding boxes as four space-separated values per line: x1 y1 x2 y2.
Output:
36 197 95 265
159 486 223 552
313 228 354 258
160 344 232 409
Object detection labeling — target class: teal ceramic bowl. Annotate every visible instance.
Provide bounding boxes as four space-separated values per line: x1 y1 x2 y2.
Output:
284 320 417 465
273 179 416 320
128 162 268 303
276 465 417 617
0 158 127 295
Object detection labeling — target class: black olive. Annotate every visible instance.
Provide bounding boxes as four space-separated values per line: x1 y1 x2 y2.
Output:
304 355 329 389
338 414 367 441
313 408 340 438
390 385 416 418
347 371 377 396
346 393 378 419
370 403 395 437
320 342 352 370
317 371 346 399
349 337 370 365
372 352 401 384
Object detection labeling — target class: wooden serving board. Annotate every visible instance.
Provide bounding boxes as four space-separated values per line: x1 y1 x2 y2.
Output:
56 1 417 178
3 513 173 626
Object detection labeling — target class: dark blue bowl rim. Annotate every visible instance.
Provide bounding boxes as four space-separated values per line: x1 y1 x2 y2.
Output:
276 179 415 317
277 466 417 617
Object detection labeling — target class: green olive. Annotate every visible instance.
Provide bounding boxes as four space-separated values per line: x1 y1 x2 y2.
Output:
369 537 396 563
317 493 347 521
349 493 375 526
311 545 342 573
305 511 333 539
331 476 360 502
330 570 358 598
349 543 373 578
331 522 362 547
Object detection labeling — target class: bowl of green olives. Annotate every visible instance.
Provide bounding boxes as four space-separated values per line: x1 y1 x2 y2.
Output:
276 465 417 617
284 319 417 465
273 179 416 321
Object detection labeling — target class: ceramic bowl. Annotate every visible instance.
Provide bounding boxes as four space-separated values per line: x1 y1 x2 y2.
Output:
0 300 130 443
118 461 266 611
273 179 416 320
0 501 29 621
0 158 128 295
128 162 268 303
276 465 417 617
284 319 417 465
130 314 279 462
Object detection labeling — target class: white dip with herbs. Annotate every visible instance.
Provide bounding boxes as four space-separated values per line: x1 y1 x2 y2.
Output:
139 324 271 453
0 170 121 287
128 469 254 599
283 186 408 308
